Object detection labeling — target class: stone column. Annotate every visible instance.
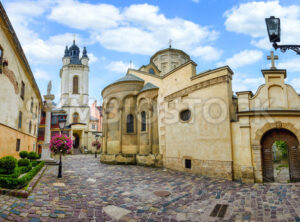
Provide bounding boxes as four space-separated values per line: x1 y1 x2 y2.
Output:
41 94 56 164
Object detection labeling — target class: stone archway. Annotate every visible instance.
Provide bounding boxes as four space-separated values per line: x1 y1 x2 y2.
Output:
252 122 300 183
261 128 300 182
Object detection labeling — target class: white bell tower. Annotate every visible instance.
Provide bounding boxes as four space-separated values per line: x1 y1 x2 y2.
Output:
60 40 90 125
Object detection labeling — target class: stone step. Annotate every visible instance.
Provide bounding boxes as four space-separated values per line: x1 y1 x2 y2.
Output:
43 160 59 165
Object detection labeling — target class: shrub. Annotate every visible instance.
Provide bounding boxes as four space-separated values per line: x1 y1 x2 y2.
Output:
27 152 38 161
0 156 17 174
19 151 28 159
31 161 40 167
18 158 30 167
0 167 20 178
19 164 32 174
0 161 44 189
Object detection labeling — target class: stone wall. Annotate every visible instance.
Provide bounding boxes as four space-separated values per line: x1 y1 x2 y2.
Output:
164 157 233 180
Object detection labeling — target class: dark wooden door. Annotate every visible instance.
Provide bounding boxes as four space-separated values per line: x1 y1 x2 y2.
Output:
262 146 274 182
289 145 300 182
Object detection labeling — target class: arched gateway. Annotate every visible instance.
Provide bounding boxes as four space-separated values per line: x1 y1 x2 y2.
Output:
261 128 300 182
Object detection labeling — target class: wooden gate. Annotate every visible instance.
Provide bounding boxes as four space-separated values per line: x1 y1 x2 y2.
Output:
261 129 300 182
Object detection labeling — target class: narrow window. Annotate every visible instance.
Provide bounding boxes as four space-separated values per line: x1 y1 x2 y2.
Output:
92 124 95 129
30 97 33 113
126 114 134 133
34 124 36 135
51 116 57 125
20 81 25 100
29 121 32 133
73 113 79 123
141 111 146 132
16 139 20 152
18 111 22 128
73 76 79 94
185 159 191 169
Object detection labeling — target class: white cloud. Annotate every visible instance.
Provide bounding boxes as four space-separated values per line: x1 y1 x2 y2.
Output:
5 0 222 64
48 1 221 57
224 1 300 49
88 53 98 63
289 79 300 93
34 69 51 81
278 58 300 72
217 50 263 68
233 75 265 92
191 46 222 61
106 61 137 73
48 1 121 30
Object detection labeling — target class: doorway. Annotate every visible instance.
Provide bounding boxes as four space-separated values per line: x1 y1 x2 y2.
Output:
261 129 300 182
73 133 80 149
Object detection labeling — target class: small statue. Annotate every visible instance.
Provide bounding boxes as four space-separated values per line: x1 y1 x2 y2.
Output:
47 81 52 95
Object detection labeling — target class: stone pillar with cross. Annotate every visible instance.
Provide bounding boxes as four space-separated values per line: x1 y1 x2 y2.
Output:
267 51 278 69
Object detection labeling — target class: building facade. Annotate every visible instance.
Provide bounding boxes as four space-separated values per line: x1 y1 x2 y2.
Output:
101 47 300 183
0 3 42 158
37 107 69 154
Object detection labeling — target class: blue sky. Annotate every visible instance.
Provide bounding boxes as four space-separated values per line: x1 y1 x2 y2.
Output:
2 0 300 104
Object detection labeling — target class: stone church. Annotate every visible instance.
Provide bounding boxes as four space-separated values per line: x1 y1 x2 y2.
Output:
101 46 300 183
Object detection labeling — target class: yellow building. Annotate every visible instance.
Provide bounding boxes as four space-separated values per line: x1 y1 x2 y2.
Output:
101 47 300 183
0 3 42 158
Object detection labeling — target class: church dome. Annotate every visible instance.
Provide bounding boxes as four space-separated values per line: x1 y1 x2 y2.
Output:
150 48 190 76
69 40 81 65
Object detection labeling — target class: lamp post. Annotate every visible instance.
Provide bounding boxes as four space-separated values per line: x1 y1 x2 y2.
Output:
266 16 300 55
58 118 66 178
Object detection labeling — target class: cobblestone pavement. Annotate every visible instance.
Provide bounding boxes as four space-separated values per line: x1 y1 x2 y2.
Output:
0 155 300 222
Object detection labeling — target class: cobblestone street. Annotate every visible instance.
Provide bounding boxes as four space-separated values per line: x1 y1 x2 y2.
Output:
0 155 299 221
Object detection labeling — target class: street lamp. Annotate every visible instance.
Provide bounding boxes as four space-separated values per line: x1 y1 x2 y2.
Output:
266 16 300 55
58 118 66 178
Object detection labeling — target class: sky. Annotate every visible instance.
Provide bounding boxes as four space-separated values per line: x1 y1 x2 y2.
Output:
2 0 300 105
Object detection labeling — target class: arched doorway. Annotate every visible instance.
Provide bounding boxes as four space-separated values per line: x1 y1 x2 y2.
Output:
73 133 80 149
261 129 300 182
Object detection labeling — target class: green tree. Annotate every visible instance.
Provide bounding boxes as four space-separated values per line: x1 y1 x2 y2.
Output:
275 140 288 158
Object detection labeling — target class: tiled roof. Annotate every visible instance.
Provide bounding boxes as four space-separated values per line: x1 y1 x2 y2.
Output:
139 82 159 93
113 74 144 84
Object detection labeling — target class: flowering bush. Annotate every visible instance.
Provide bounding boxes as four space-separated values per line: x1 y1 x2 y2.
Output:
49 134 73 154
92 141 101 149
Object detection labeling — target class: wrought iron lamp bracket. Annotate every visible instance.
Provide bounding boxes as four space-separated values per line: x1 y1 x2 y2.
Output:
273 42 300 55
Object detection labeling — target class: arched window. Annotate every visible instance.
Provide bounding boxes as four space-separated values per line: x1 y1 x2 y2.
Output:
149 68 155 75
141 111 146 132
126 114 134 133
73 76 79 94
73 112 79 123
